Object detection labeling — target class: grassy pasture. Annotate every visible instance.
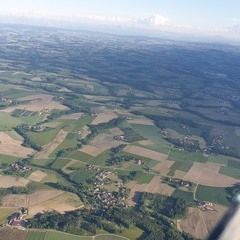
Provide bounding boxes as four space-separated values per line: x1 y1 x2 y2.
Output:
0 112 21 131
134 172 154 184
95 235 129 240
120 227 143 240
27 128 61 146
172 190 195 204
64 161 85 171
31 158 55 167
51 132 80 157
208 154 232 165
44 231 92 239
89 151 111 166
0 154 18 165
169 161 193 173
227 159 240 169
196 185 229 206
220 166 240 179
0 208 17 224
59 115 93 132
130 124 170 154
68 151 93 162
168 149 207 163
116 169 154 184
70 167 96 184
51 158 72 170
26 231 46 240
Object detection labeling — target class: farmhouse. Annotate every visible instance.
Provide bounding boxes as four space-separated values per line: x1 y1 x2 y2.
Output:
9 162 32 173
31 125 48 132
168 178 192 189
196 201 214 211
0 97 13 104
8 208 28 230
114 135 126 141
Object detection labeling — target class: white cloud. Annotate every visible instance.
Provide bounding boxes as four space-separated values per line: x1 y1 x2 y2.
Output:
0 8 169 28
139 15 169 27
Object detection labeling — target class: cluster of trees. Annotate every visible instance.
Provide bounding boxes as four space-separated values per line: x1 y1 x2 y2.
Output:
15 125 42 151
137 193 187 219
62 94 92 113
107 145 132 166
29 198 193 240
29 209 117 235
118 171 138 183
226 184 240 202
164 137 201 152
47 109 69 120
121 128 145 142
107 154 134 166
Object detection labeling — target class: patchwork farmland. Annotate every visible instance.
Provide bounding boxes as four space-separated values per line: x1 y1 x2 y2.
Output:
0 26 239 240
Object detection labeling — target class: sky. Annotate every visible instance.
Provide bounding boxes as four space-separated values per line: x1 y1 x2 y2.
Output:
0 0 240 41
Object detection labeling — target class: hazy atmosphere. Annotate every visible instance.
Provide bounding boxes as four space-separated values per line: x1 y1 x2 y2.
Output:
0 0 240 42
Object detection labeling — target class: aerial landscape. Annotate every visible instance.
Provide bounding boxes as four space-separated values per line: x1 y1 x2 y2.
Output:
0 1 240 240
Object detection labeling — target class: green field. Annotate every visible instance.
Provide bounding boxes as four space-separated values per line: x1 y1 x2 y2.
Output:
26 231 46 240
168 149 208 163
196 185 229 206
0 112 44 131
220 166 240 179
51 133 80 157
27 128 61 146
68 151 93 162
51 158 72 170
116 169 154 184
45 231 92 240
88 151 111 166
0 112 21 131
130 124 171 154
0 208 17 224
95 235 129 240
120 227 143 240
0 154 19 165
27 231 93 240
168 161 193 176
31 158 56 167
172 190 195 204
70 167 96 184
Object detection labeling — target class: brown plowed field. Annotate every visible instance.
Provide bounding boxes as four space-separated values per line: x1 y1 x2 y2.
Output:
124 145 168 162
184 162 239 187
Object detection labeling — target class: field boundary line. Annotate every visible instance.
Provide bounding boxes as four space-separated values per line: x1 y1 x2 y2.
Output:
94 233 130 240
193 184 198 201
28 229 130 240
